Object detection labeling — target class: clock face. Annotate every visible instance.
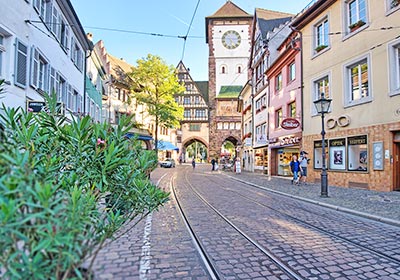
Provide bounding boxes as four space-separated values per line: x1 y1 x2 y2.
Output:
222 30 241 49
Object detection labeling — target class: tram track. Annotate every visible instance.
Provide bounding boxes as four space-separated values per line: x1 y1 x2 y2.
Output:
197 173 400 266
212 175 400 266
170 167 304 280
169 167 400 278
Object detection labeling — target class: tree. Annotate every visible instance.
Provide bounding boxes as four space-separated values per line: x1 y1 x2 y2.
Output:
129 54 184 153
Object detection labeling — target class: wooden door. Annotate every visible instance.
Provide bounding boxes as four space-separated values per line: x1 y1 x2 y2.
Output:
394 142 400 191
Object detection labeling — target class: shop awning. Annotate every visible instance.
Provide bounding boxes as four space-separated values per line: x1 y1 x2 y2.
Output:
125 132 153 141
156 140 179 151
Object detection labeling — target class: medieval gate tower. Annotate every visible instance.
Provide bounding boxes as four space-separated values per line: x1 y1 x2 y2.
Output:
206 1 252 160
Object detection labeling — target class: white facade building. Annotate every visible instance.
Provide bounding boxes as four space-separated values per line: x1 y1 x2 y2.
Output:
0 0 89 118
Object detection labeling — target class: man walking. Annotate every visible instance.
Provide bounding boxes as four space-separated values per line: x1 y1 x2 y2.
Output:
211 158 216 171
299 151 309 184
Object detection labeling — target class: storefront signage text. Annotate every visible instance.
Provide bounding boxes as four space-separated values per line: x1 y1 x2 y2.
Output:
348 135 367 145
280 136 301 146
281 118 300 130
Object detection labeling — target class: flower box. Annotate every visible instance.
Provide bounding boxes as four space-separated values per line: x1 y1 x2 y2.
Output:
315 45 328 52
349 20 365 32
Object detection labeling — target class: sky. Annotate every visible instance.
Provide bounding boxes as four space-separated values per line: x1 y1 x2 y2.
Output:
70 0 313 81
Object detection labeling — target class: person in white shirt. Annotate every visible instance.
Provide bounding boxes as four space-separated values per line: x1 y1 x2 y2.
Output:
299 151 309 184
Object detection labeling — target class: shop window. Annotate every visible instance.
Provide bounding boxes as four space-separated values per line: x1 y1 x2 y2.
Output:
223 122 229 129
347 135 368 171
329 138 346 170
217 122 223 130
313 140 328 169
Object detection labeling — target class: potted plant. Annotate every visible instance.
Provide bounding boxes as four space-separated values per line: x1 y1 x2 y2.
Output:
349 20 365 32
315 45 328 52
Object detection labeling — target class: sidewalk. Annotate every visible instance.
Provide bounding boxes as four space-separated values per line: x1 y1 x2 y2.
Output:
222 169 400 226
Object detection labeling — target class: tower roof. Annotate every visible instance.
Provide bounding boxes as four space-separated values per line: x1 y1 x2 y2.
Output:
205 1 252 43
206 1 252 19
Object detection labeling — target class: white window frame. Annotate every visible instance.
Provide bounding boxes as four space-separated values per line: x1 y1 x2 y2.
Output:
314 17 329 53
386 0 400 14
0 34 4 78
388 38 400 96
311 72 331 115
343 54 372 107
288 61 296 82
345 0 368 33
30 47 50 93
14 38 28 88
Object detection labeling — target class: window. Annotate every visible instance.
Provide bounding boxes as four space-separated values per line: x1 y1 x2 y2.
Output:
275 108 282 128
221 66 226 74
388 40 400 95
71 37 84 71
289 62 296 82
59 17 69 51
347 135 368 171
56 73 67 104
51 4 59 36
387 0 400 10
0 35 4 77
346 0 367 31
195 109 205 118
288 101 296 117
344 57 371 106
15 39 28 88
312 74 330 114
275 72 282 92
184 109 190 118
184 96 190 105
189 124 200 131
329 138 346 170
195 96 200 104
33 0 52 27
314 18 329 51
31 47 50 93
237 66 241 73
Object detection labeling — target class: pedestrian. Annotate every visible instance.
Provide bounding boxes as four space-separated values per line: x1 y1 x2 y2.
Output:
192 158 196 169
299 151 309 184
211 158 216 171
289 155 302 185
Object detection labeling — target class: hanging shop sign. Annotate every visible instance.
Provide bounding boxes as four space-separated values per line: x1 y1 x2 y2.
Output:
281 118 300 130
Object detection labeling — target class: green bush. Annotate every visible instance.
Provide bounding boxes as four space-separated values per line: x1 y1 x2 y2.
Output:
0 94 168 279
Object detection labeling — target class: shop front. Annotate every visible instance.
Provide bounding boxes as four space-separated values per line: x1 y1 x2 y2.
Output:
303 122 400 192
269 134 301 177
254 147 268 173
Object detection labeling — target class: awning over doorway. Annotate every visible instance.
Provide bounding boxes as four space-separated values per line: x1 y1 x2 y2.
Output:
156 140 179 151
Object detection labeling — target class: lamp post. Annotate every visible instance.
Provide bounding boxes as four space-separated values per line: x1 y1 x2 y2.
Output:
313 93 332 197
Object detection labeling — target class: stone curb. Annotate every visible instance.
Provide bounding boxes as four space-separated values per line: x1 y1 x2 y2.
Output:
225 174 400 228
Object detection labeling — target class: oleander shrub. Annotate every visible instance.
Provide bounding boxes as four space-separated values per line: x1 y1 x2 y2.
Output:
0 94 168 279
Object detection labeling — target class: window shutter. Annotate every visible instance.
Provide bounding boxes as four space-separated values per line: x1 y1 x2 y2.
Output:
49 66 56 95
14 39 28 88
70 36 75 62
30 47 39 88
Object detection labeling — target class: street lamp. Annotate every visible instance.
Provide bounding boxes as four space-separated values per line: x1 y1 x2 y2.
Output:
313 92 332 197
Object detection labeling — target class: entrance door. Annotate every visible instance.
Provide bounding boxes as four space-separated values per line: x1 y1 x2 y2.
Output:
394 142 400 191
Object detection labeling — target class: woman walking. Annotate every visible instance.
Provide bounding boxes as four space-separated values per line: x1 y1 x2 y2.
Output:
290 155 302 185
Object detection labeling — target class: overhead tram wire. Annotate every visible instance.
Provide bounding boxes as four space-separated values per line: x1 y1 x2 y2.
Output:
180 0 201 61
